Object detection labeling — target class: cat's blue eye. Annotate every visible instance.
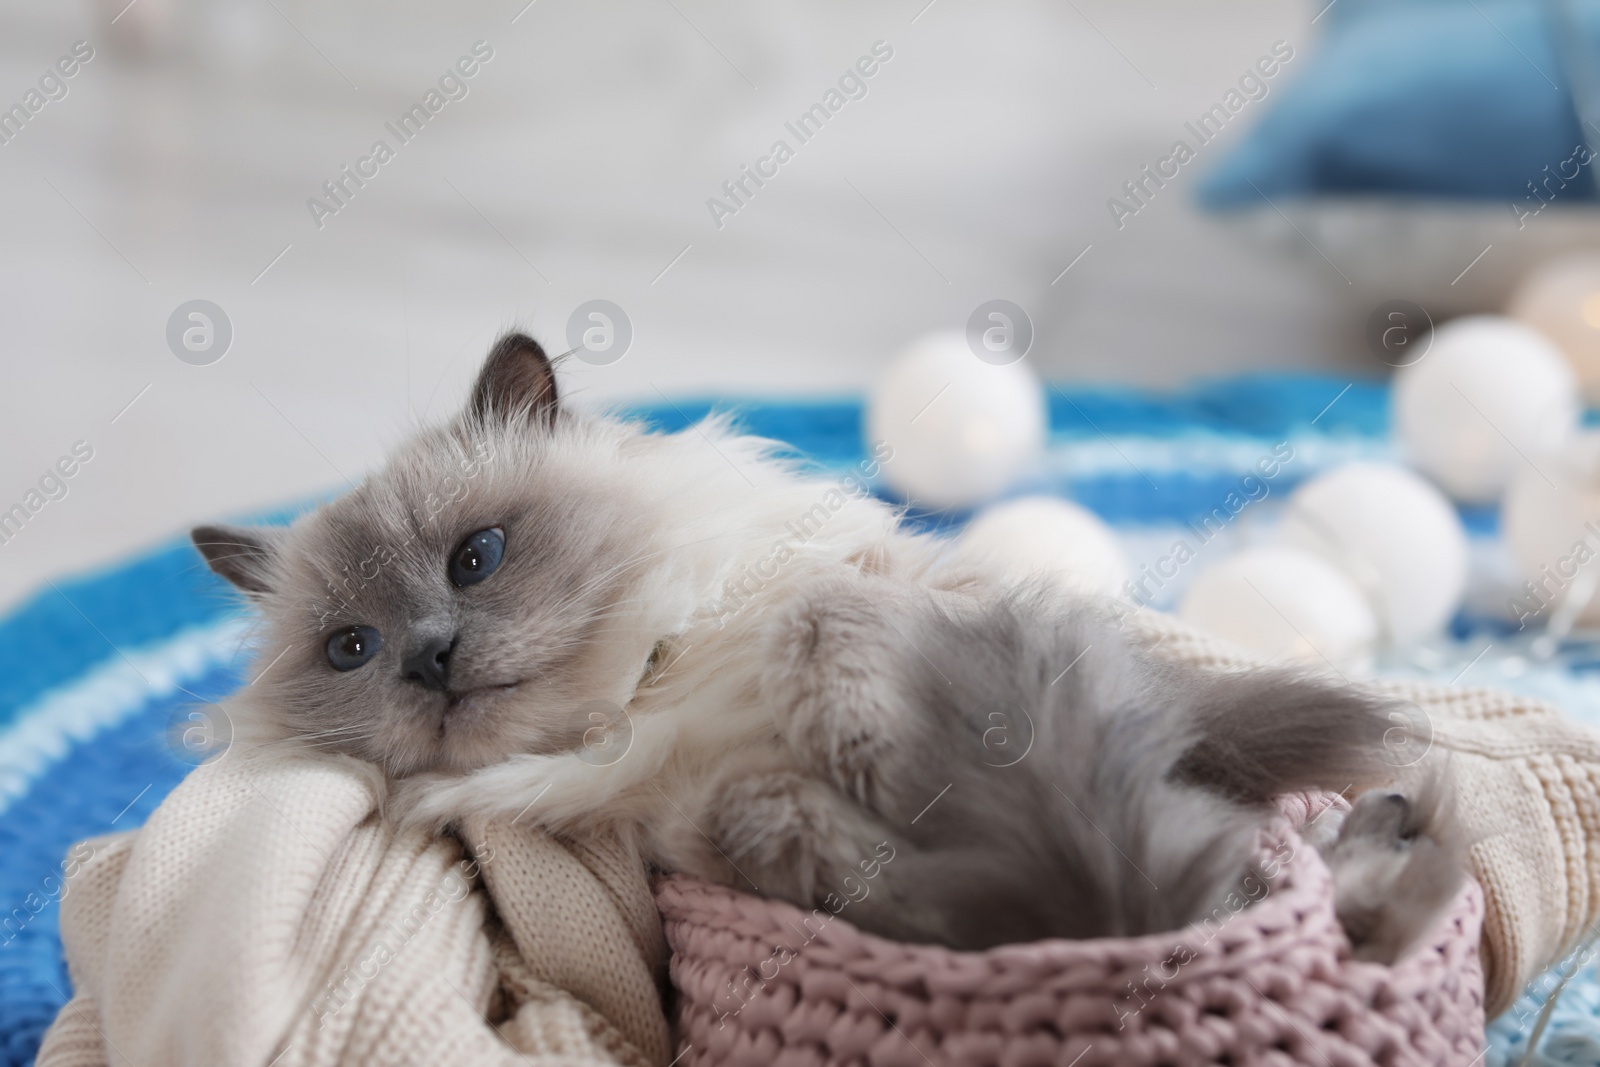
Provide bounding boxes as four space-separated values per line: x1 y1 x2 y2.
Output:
327 625 383 671
450 527 505 587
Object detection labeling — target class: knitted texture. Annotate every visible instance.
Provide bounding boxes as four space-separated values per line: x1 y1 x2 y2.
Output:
34 749 672 1067
1132 611 1600 1019
25 608 1600 1066
657 798 1486 1067
657 610 1600 1066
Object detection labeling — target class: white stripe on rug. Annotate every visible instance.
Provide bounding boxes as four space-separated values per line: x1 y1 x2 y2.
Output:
0 617 255 816
1037 433 1393 481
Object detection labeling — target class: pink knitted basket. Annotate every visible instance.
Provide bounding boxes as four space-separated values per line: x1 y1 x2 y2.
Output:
655 796 1486 1067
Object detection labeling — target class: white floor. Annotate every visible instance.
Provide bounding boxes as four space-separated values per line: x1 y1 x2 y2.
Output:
0 0 1383 611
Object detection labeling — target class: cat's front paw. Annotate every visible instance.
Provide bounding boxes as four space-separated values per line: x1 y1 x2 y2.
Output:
759 577 906 806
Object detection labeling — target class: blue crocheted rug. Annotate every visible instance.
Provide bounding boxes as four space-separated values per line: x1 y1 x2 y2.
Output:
1 375 1596 1066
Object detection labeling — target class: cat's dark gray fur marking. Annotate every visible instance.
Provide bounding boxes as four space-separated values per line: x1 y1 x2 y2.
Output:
194 332 1465 964
757 573 1464 955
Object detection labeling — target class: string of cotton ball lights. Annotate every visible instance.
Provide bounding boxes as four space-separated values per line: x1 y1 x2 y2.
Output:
1393 315 1579 503
1503 432 1600 646
1490 261 1600 651
868 285 1600 673
1173 463 1469 674
1432 266 1600 649
1510 253 1600 404
1276 463 1468 648
867 332 1047 511
955 497 1131 598
865 333 1458 674
1179 291 1600 664
868 332 1139 600
1178 546 1379 677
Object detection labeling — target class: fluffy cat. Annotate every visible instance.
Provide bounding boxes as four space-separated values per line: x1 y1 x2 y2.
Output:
194 334 1464 961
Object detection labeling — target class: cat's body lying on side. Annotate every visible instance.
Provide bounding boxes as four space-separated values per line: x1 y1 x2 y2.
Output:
195 335 1463 962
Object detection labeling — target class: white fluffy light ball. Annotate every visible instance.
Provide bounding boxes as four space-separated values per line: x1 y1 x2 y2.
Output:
867 331 1046 510
1393 315 1579 503
1179 546 1378 676
1503 432 1600 626
1277 462 1467 646
956 496 1131 597
1509 254 1600 403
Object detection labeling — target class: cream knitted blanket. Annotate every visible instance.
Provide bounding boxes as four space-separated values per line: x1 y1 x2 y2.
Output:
1135 612 1600 1018
35 750 672 1067
37 613 1600 1065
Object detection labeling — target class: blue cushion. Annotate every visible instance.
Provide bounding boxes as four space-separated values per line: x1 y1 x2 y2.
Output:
1198 0 1596 206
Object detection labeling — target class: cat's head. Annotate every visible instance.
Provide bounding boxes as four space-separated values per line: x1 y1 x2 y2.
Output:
193 334 667 775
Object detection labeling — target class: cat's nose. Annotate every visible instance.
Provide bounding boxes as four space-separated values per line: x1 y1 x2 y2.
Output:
401 635 454 691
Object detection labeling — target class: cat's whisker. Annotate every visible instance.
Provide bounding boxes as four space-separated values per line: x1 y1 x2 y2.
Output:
281 725 371 741
539 548 666 610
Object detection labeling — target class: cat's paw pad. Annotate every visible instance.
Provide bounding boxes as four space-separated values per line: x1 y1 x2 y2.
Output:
1324 780 1466 964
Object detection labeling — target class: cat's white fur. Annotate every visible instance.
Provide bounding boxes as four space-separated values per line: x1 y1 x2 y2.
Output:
391 412 937 883
202 339 1462 957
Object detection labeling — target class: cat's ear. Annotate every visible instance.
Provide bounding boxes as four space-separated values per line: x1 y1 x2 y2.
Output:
191 524 283 595
467 332 559 428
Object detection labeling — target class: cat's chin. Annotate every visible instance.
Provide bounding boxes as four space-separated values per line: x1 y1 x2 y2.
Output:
403 685 616 777
412 682 526 768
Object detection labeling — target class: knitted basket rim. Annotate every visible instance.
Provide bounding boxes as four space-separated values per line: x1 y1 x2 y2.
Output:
660 792 1332 973
655 792 1487 1067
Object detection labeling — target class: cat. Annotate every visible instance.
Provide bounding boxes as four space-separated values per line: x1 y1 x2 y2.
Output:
194 332 1464 962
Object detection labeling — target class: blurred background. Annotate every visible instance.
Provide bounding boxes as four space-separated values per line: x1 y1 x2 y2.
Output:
8 0 1599 611
15 2 1600 1058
